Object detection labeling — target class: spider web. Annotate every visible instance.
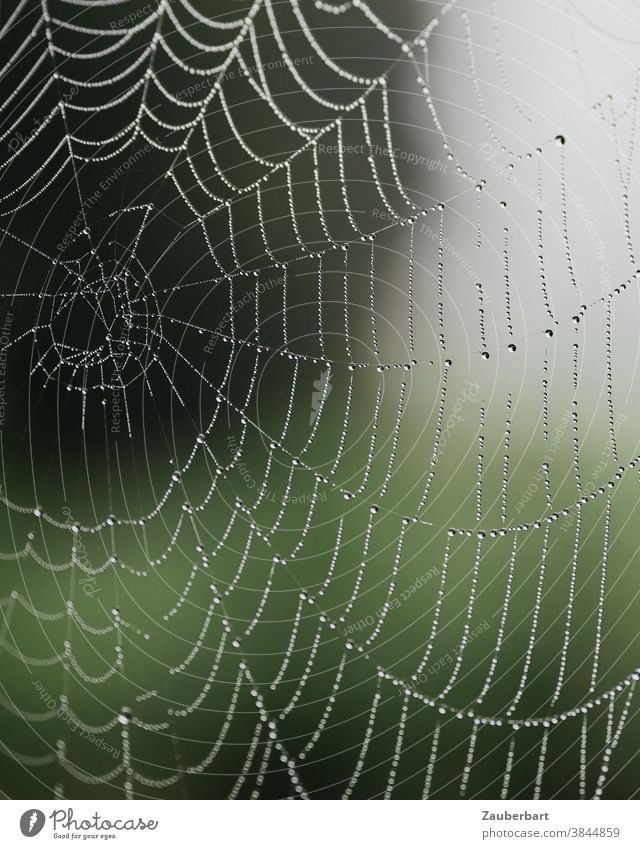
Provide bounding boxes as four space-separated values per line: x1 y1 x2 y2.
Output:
1 0 640 800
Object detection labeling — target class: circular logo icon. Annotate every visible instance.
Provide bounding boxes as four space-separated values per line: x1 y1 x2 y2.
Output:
20 810 45 837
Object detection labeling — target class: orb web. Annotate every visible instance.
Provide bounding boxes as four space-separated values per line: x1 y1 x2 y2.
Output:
0 0 639 800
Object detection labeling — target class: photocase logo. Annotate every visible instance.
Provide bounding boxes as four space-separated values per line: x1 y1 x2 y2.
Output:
310 368 332 424
20 809 45 837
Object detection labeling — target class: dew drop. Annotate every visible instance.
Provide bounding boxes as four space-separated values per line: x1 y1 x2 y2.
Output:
118 706 133 725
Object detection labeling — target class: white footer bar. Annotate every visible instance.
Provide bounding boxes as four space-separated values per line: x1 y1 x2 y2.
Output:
0 799 637 848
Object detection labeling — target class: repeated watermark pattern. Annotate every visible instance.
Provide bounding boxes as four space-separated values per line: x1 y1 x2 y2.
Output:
226 434 327 503
33 680 120 758
559 414 627 533
109 320 131 436
413 619 490 685
56 144 152 253
437 379 480 459
572 193 614 308
7 90 76 153
477 142 548 210
176 56 314 101
0 310 13 433
344 565 440 636
62 507 100 597
514 409 571 515
203 275 282 353
319 142 447 171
